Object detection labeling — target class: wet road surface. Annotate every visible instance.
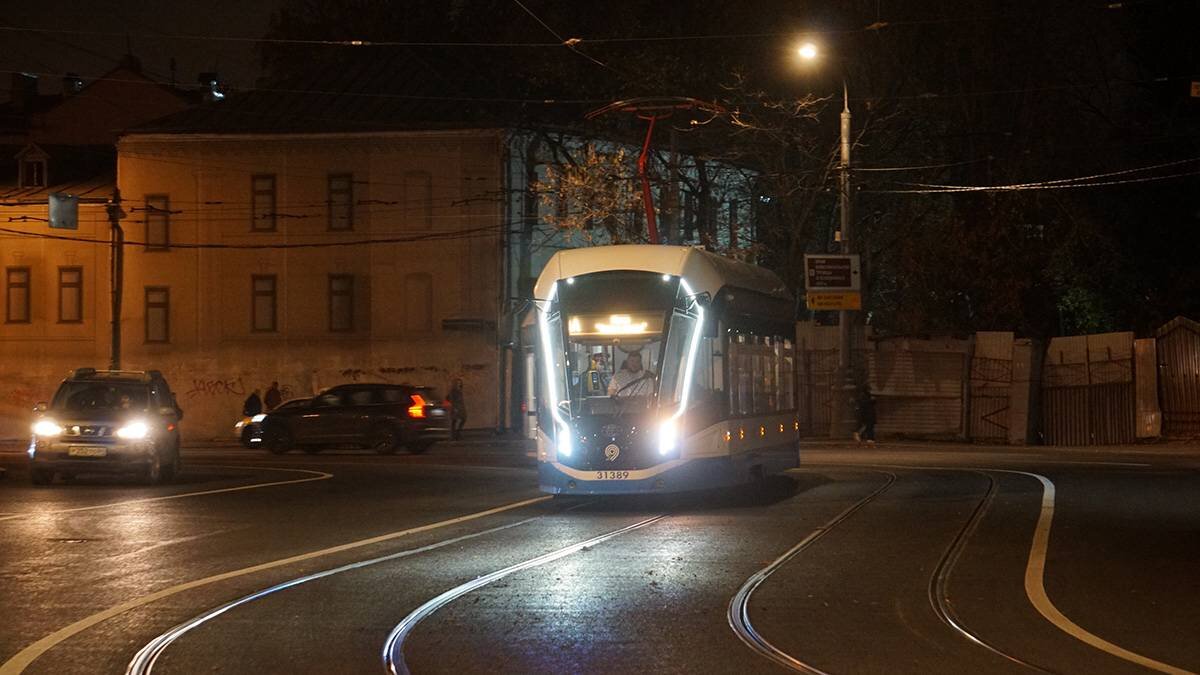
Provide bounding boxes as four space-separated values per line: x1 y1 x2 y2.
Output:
1 442 1197 674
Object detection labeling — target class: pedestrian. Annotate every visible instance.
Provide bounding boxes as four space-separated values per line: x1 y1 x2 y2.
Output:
243 388 263 417
264 381 282 411
448 378 467 440
852 385 876 445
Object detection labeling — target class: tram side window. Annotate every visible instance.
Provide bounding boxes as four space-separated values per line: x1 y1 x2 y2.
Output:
780 339 796 410
729 332 798 416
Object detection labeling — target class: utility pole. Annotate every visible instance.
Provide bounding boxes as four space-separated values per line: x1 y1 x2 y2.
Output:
107 188 126 370
831 80 856 439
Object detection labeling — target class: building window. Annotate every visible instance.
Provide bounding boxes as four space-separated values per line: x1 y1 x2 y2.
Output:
251 275 277 332
328 274 354 332
403 170 432 230
145 286 170 343
20 160 45 188
404 272 433 334
5 267 31 324
145 194 170 250
251 174 276 232
328 173 354 231
58 267 83 323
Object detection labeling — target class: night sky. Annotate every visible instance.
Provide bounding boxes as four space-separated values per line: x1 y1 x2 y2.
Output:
1 0 278 94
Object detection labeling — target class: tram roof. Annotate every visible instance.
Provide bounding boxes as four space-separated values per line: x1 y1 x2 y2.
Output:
534 245 792 302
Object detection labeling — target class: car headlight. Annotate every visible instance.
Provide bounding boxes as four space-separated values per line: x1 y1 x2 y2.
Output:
32 419 63 437
251 414 266 423
658 420 678 456
116 421 150 439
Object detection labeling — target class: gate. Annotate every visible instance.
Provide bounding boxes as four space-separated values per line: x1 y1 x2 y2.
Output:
1041 333 1136 446
870 337 969 439
1156 316 1200 437
798 349 836 436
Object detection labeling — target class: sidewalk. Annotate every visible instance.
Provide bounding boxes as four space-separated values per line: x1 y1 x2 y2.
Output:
800 437 1200 457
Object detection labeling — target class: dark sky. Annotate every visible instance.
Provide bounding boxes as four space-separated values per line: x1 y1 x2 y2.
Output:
1 0 280 95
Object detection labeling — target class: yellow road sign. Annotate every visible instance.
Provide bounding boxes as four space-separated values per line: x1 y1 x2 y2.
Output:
806 291 862 310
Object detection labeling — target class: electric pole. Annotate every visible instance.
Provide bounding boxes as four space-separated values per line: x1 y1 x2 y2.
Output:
107 188 126 370
831 80 856 439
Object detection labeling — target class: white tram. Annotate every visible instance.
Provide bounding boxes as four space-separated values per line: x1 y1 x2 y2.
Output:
534 245 799 494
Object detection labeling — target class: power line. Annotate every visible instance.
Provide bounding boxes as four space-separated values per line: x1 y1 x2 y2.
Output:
886 156 1200 192
865 168 1200 194
0 223 503 249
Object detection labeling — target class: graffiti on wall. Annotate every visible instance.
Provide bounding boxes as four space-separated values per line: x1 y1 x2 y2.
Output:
185 377 247 399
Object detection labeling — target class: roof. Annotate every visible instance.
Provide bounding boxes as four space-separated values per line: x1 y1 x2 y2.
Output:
0 144 114 203
534 245 792 303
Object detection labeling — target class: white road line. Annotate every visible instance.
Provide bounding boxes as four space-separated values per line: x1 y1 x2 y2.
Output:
1016 471 1195 675
383 514 668 675
0 495 551 675
0 465 332 523
127 513 551 675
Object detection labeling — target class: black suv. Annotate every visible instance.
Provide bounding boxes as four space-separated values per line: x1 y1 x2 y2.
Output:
29 368 184 485
255 383 449 454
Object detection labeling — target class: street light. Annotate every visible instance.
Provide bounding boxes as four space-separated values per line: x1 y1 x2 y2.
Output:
795 40 858 439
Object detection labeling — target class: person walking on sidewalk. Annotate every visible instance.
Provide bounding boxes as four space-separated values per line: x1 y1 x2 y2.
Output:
448 378 467 440
243 389 263 417
853 385 876 445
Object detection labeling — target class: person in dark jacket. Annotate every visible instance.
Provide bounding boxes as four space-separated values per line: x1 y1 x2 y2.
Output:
243 389 263 417
264 381 282 411
853 385 876 444
448 378 467 440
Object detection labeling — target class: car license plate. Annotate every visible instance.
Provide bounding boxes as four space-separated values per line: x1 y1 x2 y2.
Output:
68 446 107 458
594 470 630 480
431 409 445 417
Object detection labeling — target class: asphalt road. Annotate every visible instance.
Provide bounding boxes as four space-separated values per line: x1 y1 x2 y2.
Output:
0 441 1197 674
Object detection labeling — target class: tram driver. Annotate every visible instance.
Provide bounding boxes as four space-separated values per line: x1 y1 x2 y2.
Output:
607 350 655 398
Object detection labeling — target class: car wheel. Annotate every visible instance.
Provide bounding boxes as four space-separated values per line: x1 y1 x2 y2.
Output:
371 427 399 455
407 441 434 455
267 428 293 454
160 449 179 484
30 468 53 485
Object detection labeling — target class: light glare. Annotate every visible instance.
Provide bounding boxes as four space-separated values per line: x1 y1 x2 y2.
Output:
116 421 150 439
798 42 818 60
33 420 62 437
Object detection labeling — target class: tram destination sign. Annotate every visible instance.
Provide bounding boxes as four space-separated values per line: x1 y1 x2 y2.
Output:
803 254 861 291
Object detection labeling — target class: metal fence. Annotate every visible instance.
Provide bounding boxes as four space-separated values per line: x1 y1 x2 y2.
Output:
1156 316 1200 437
1041 333 1136 446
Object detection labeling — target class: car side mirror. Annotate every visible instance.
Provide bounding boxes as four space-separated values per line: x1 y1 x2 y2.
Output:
33 401 48 413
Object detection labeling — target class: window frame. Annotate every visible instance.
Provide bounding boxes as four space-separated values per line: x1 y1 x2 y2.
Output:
144 194 171 251
20 160 45 188
144 286 170 344
327 173 354 231
57 266 83 324
328 274 354 333
5 266 31 324
251 274 277 333
251 174 277 232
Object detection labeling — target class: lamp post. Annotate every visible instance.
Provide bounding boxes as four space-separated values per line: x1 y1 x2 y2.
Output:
799 42 858 438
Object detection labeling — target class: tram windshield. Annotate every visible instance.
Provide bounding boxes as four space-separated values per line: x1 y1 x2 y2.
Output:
542 271 706 418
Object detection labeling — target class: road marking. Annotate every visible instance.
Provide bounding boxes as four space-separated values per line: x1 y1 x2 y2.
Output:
836 462 1195 675
383 513 667 675
0 465 332 523
1017 471 1194 675
0 495 551 675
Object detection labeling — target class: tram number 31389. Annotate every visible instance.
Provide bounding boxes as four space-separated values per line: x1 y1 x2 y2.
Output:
594 470 631 480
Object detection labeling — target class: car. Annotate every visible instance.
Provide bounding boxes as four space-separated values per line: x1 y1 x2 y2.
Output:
255 383 449 454
28 368 184 485
235 397 310 447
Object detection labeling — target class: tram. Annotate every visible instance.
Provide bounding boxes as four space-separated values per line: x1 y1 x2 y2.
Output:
533 244 799 494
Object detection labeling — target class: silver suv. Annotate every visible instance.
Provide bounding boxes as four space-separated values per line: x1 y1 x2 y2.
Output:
29 369 183 485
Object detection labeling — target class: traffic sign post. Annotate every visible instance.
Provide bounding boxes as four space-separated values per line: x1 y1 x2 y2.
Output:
804 254 862 310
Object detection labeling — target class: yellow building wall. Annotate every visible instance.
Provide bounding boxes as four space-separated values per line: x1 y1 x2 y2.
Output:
0 130 505 441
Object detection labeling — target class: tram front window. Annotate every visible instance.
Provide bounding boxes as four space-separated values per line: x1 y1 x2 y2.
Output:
545 271 703 419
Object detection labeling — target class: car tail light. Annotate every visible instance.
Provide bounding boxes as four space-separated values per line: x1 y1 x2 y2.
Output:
408 394 427 419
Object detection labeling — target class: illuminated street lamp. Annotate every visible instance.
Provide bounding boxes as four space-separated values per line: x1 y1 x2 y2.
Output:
796 40 858 439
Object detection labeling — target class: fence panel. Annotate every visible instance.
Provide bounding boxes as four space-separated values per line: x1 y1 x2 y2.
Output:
1156 317 1200 437
1041 333 1136 446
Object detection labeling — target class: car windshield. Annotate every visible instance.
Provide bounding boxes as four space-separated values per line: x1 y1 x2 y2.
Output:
52 382 150 413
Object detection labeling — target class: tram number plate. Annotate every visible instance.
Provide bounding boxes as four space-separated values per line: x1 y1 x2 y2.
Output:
594 470 630 480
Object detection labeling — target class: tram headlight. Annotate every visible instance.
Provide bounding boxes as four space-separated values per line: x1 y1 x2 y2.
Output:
556 425 573 457
658 420 678 456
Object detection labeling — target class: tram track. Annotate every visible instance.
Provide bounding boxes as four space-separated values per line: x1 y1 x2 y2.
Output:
124 499 573 675
727 470 898 674
382 512 669 675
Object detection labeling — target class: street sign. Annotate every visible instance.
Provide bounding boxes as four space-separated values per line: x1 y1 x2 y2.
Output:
806 291 862 311
804 254 861 291
49 193 78 230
